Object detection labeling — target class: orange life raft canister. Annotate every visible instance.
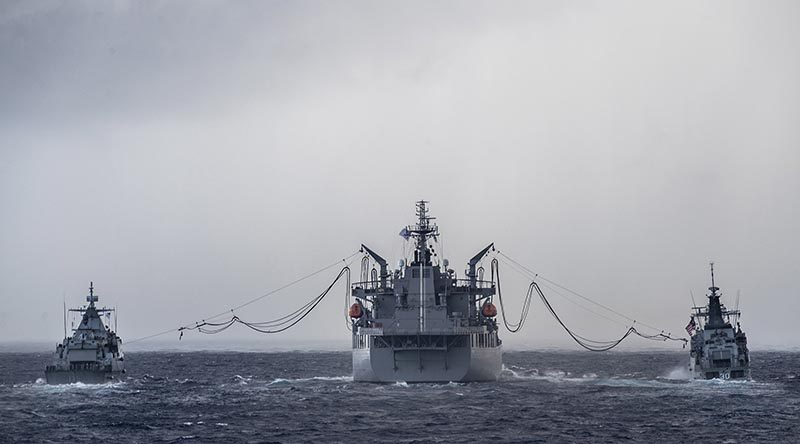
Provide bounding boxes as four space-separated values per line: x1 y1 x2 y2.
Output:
348 303 363 318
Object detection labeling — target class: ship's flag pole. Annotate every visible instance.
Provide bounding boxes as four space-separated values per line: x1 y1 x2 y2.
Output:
63 292 67 339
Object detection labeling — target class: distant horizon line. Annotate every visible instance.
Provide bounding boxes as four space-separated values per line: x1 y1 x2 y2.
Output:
1 340 798 354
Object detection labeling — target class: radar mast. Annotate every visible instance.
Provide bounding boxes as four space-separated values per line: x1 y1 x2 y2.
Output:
405 200 439 265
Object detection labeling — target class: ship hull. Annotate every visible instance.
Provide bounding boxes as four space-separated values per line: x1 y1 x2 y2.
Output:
353 342 502 382
44 369 122 384
689 359 750 380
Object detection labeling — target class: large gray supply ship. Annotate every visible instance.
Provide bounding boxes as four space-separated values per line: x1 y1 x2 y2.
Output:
45 283 125 384
687 264 750 380
349 201 502 382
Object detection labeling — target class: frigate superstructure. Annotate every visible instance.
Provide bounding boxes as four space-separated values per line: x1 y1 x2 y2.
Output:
687 264 750 380
45 283 125 384
350 201 502 382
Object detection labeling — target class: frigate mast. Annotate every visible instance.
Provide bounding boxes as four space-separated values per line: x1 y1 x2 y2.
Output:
406 200 439 266
87 281 98 308
706 263 726 328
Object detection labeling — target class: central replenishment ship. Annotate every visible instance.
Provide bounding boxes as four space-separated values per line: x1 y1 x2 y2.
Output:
687 264 750 380
45 283 125 384
349 201 502 382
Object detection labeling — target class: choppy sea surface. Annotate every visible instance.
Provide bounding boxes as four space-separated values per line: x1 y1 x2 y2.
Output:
1 351 798 443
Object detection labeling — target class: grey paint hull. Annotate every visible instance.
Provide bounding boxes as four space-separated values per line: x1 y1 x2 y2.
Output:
44 369 122 384
353 345 502 382
689 356 750 380
689 366 750 380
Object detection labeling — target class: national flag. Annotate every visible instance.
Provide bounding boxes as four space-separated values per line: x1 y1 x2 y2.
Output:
685 317 697 335
399 227 411 240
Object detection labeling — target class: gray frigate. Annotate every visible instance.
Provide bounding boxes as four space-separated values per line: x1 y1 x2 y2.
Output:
687 264 750 380
349 201 502 382
45 282 125 384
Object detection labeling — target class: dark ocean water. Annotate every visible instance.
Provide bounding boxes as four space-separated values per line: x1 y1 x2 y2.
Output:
1 350 798 443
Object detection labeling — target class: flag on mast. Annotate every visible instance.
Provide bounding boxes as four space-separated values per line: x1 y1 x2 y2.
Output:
685 317 697 335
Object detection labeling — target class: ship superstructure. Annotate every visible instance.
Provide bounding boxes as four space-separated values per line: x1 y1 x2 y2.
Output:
350 201 502 382
687 264 750 380
45 283 125 384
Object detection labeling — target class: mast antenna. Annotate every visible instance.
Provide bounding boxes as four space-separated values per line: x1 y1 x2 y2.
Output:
87 281 98 307
710 262 715 289
63 292 67 339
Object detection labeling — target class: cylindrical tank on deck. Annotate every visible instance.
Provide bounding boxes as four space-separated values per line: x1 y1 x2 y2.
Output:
349 303 363 318
481 302 497 318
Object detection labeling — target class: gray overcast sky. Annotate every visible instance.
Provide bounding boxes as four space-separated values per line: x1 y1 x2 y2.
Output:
1 0 798 351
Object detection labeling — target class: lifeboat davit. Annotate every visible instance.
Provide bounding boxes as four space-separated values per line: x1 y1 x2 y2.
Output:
481 302 497 318
348 303 363 319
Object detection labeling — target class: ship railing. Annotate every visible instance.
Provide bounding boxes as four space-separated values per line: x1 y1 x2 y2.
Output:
355 325 488 335
351 279 495 289
448 317 470 328
451 279 495 289
351 281 394 291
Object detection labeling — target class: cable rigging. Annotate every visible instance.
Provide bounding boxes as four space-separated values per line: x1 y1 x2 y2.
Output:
496 250 667 335
179 265 351 336
489 251 687 351
126 252 359 344
490 258 534 333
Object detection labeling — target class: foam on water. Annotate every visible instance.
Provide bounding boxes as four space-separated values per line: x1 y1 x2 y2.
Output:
266 375 353 385
2 351 798 442
14 380 128 392
502 365 595 384
232 374 252 385
663 366 691 380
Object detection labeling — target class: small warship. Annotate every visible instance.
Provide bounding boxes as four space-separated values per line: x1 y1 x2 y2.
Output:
687 264 750 380
349 201 502 382
45 282 125 384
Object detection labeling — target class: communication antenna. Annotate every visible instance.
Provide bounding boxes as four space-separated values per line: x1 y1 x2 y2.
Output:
710 262 716 289
735 290 741 313
62 292 67 339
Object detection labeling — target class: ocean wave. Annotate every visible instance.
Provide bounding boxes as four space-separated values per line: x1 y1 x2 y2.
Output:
13 380 128 392
501 365 592 383
265 375 353 385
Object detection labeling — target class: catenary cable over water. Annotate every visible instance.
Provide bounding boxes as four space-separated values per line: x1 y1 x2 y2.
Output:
179 265 351 336
166 246 685 351
125 252 360 344
489 251 687 350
